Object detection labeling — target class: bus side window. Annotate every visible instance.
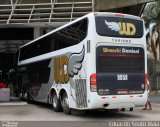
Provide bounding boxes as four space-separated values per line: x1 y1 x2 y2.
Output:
52 18 88 51
19 18 88 61
14 50 19 67
50 35 58 51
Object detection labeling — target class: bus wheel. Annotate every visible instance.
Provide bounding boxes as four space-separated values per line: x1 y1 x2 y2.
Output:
18 90 24 100
61 92 71 114
52 92 62 112
130 108 133 111
27 89 32 104
121 108 125 111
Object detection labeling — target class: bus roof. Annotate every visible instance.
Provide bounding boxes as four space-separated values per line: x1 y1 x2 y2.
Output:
94 12 142 20
19 12 142 49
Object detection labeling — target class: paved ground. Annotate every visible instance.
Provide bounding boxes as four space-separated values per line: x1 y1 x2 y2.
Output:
0 95 159 127
0 95 159 121
149 95 160 103
0 103 159 120
0 102 160 121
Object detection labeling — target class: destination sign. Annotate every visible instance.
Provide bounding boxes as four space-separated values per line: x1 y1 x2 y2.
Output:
97 46 144 55
103 48 140 54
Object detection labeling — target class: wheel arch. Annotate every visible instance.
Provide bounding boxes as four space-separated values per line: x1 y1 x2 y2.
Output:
59 88 67 100
50 88 68 100
50 88 57 95
49 88 58 103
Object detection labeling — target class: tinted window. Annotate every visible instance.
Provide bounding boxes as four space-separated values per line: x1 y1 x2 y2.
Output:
19 18 88 61
96 46 144 73
95 16 143 38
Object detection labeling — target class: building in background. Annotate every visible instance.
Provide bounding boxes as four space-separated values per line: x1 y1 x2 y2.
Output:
0 0 153 82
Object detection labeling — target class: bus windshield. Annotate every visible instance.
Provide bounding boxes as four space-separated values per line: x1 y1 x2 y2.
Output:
95 16 143 38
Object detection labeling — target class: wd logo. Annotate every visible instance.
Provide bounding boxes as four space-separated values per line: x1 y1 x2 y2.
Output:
53 45 85 84
118 22 136 36
105 20 136 36
54 55 69 84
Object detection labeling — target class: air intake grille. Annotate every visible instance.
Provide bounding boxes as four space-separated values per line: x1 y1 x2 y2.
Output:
75 79 87 108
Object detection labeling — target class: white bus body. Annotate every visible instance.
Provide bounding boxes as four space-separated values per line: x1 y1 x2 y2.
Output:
14 12 148 114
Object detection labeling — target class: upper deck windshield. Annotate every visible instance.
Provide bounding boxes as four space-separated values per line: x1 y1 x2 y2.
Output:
95 16 143 38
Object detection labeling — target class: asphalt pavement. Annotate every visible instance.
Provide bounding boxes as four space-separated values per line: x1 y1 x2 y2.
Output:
0 94 160 127
0 94 159 106
149 94 160 103
0 96 27 106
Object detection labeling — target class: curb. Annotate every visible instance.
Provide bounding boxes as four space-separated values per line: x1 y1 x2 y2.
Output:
0 102 28 106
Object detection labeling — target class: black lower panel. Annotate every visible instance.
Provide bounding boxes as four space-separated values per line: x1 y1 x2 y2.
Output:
97 73 145 95
17 59 51 91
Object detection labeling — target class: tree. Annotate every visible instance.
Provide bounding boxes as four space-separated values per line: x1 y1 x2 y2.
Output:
143 0 160 64
143 1 160 91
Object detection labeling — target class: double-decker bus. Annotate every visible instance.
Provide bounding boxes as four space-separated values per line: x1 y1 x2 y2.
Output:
13 12 148 114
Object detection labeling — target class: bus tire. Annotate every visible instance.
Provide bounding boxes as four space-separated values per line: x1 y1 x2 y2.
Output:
130 108 133 111
61 92 71 115
18 90 24 100
52 92 62 112
27 89 32 104
121 108 125 111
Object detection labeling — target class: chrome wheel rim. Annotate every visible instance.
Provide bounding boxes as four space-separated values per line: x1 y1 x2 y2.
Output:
52 95 57 108
62 95 69 110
